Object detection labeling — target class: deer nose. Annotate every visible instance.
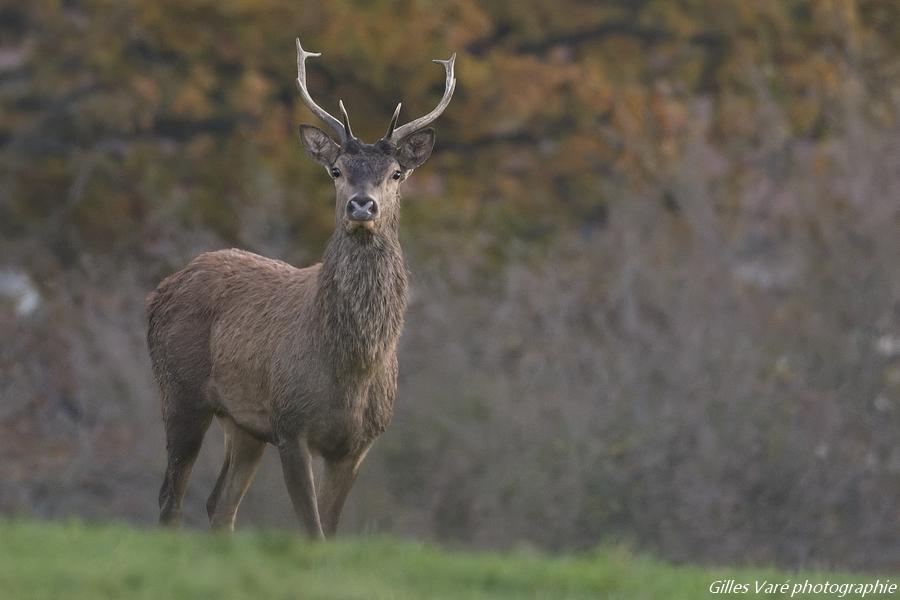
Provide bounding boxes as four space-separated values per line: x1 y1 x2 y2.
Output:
347 196 378 221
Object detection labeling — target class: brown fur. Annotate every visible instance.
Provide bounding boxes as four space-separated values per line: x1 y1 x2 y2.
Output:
147 128 435 537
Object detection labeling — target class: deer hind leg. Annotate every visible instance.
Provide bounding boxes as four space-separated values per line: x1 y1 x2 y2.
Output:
205 420 234 522
207 416 266 531
319 447 370 537
158 400 212 527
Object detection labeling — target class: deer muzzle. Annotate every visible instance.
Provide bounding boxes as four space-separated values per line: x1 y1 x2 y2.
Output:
347 196 378 222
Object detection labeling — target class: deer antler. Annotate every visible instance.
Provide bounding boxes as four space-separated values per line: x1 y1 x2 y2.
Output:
388 53 456 143
383 102 402 140
338 99 354 140
296 38 349 143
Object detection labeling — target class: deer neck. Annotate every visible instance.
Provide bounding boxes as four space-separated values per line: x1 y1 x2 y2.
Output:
315 223 408 374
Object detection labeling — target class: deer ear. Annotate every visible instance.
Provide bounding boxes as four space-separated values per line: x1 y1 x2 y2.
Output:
395 128 435 170
299 125 340 166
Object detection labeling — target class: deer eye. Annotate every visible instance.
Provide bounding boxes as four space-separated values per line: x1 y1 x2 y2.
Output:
330 167 341 178
392 170 403 181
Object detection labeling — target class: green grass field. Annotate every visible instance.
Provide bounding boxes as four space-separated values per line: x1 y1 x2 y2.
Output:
0 520 894 599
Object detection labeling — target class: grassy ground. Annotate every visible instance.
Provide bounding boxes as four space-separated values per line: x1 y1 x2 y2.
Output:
0 520 893 599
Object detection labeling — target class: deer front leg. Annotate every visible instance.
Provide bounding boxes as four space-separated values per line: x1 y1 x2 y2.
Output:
319 447 370 537
277 435 325 540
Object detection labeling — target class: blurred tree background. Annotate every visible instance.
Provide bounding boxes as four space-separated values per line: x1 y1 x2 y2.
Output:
2 0 900 569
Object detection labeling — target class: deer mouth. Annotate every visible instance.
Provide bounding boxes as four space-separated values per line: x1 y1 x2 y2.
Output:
345 219 377 233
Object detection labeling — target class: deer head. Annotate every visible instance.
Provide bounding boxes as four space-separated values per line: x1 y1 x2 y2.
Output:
295 39 456 235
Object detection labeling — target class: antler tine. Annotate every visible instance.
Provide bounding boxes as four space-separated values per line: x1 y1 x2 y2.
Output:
338 99 355 140
295 38 347 143
383 102 402 141
389 53 456 143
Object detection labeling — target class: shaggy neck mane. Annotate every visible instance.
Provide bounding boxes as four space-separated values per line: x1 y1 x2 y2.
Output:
314 216 408 375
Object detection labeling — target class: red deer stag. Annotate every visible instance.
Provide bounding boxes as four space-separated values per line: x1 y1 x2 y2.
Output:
146 38 455 539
